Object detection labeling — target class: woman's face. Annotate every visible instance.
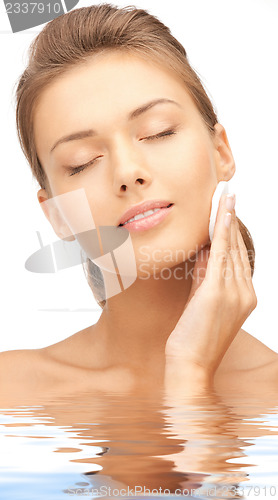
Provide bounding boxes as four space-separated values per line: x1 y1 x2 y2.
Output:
34 51 231 275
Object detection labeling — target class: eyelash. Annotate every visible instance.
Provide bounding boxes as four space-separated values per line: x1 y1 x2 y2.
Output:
67 128 177 176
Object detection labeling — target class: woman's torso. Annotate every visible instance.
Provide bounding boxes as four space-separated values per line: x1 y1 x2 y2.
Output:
1 326 278 403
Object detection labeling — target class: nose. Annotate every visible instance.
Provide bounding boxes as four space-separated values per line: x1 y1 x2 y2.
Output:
111 136 152 194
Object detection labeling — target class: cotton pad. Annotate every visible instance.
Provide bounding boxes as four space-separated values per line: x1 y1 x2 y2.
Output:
209 181 230 242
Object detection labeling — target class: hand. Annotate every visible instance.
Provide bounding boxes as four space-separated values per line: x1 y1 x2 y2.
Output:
165 193 257 386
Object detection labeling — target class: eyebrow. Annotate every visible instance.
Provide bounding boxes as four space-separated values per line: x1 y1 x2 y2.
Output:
50 98 181 153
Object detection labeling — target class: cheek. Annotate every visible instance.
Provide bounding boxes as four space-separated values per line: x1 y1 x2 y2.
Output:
134 202 211 276
171 147 215 252
177 175 214 252
176 146 215 219
159 129 215 187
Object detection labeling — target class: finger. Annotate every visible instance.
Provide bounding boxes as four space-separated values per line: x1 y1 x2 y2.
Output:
228 210 247 287
186 246 210 303
225 201 254 298
235 218 257 313
224 204 236 287
206 193 235 287
236 218 255 291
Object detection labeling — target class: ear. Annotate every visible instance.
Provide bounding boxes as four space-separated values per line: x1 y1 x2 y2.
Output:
37 188 75 242
213 123 236 182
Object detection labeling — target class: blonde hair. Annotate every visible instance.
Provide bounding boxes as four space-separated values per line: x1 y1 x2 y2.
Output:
15 3 255 309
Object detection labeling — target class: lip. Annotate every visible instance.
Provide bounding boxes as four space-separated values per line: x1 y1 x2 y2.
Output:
117 201 174 232
117 200 173 226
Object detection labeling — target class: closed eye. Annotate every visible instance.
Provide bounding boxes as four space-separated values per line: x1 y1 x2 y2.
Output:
142 128 177 141
66 155 103 176
66 128 177 176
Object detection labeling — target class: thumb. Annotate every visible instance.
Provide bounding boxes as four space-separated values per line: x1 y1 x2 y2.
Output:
186 246 210 303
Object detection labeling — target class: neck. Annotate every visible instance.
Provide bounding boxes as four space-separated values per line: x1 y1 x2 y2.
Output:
96 259 196 378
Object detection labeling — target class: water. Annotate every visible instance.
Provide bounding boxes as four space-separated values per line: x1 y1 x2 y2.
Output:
1 389 278 500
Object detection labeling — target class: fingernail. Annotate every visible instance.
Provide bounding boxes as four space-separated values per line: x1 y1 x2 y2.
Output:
224 212 232 228
226 193 236 212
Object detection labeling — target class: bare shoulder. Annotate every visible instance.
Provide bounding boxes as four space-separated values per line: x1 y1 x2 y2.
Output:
0 344 91 390
219 328 278 372
0 323 101 381
0 324 92 378
215 329 278 395
241 329 278 378
41 323 108 370
0 342 135 401
0 348 37 372
0 348 51 388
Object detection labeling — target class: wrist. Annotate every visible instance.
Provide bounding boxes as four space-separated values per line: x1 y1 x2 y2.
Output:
164 357 214 395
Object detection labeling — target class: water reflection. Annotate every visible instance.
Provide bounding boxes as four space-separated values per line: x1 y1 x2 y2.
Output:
1 388 278 499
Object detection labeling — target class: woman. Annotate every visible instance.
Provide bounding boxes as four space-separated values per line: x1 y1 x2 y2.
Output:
1 3 277 400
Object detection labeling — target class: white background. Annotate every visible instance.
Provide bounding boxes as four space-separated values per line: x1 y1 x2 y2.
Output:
0 0 277 352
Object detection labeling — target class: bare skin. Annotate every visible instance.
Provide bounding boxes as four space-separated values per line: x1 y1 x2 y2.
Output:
1 366 278 492
1 51 277 404
1 333 278 492
0 324 278 404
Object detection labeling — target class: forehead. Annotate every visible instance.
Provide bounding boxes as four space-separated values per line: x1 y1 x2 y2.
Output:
34 50 197 115
33 51 202 157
